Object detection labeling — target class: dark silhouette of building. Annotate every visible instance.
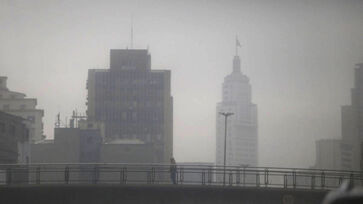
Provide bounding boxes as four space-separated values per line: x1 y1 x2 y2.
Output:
86 49 173 164
0 111 29 164
340 63 363 171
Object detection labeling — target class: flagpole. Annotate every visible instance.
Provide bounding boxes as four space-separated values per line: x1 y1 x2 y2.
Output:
235 36 238 56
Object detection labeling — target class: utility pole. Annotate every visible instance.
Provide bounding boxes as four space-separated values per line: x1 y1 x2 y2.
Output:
219 112 234 185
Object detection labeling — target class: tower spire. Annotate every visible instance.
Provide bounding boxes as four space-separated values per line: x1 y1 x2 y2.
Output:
235 35 241 56
233 36 242 73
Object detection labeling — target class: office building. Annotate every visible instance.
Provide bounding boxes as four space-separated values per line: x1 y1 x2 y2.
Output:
87 49 173 163
314 139 341 170
0 111 30 164
0 76 44 143
216 44 258 168
340 63 363 171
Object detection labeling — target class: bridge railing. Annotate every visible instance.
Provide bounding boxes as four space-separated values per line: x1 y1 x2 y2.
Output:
0 163 361 190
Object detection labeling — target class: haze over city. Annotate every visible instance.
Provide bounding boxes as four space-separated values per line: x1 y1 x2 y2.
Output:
1 0 363 169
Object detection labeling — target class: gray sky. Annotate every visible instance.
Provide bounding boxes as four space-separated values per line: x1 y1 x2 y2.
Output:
1 0 362 168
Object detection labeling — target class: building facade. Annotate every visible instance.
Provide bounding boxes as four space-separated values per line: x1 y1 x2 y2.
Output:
216 50 258 168
87 49 173 164
0 76 44 143
0 111 30 164
314 139 341 170
340 63 363 171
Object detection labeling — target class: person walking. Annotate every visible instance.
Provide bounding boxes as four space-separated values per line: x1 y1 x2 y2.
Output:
170 157 177 184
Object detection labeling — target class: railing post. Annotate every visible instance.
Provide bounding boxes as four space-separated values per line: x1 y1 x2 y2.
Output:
338 176 343 186
151 167 155 184
349 173 354 186
179 167 184 184
264 168 269 187
292 171 296 189
236 169 240 185
321 171 325 189
65 166 70 184
243 168 246 186
202 169 206 185
228 170 233 186
36 167 40 185
120 167 127 184
311 174 315 190
207 167 212 185
147 168 151 184
284 174 287 188
93 166 99 184
6 168 12 185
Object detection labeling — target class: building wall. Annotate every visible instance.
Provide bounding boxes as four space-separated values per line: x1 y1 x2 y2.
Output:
0 76 44 143
314 139 341 170
87 49 173 164
0 111 29 164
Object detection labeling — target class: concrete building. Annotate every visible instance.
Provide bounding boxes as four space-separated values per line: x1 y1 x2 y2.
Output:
0 111 30 164
216 44 258 169
313 139 341 170
0 76 44 143
87 49 173 164
340 63 363 171
31 126 102 164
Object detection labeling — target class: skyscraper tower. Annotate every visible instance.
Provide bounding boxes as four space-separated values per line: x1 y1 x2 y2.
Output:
216 40 258 168
340 63 363 171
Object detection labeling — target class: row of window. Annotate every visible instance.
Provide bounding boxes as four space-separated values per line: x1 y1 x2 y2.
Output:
2 104 28 110
96 111 163 122
0 122 16 135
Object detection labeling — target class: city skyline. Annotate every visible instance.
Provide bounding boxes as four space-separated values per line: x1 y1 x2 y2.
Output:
1 0 362 168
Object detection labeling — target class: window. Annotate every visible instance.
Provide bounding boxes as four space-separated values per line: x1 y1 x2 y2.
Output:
0 122 5 133
27 116 35 123
20 104 26 110
9 125 15 135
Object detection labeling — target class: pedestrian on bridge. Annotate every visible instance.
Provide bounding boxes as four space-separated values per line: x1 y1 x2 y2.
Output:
170 157 177 184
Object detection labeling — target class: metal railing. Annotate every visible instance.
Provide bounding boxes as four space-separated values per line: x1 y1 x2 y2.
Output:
0 163 362 190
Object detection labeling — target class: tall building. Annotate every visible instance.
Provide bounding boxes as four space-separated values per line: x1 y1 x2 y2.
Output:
0 76 44 143
216 42 258 168
87 49 173 163
313 139 341 170
340 63 363 171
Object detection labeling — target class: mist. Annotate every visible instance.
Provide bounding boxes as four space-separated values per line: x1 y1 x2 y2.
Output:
1 0 362 168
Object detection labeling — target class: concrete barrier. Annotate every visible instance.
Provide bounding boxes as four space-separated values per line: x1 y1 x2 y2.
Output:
0 184 328 204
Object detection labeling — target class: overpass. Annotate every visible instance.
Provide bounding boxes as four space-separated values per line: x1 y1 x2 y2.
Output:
0 163 361 204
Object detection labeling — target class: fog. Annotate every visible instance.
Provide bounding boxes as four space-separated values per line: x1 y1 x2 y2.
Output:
1 0 362 168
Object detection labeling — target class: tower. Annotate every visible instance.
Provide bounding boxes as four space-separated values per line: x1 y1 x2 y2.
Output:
216 40 258 169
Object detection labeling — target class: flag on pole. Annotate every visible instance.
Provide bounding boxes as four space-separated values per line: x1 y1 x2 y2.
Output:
236 38 241 47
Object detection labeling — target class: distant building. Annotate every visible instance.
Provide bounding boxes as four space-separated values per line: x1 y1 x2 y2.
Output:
340 63 363 171
0 111 30 164
0 76 44 143
216 43 258 168
87 49 173 163
313 139 341 170
31 120 157 182
31 126 102 164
